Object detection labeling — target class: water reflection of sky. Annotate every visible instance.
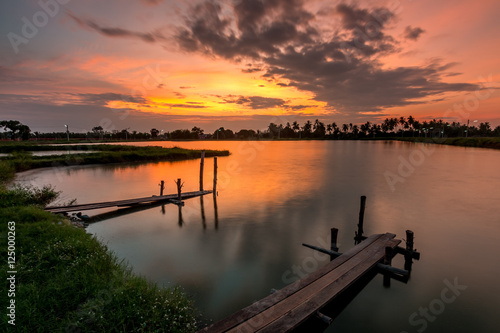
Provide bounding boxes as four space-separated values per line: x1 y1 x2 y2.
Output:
16 141 500 332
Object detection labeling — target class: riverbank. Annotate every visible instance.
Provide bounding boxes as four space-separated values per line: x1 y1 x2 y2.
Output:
0 144 229 173
0 163 198 332
394 137 500 149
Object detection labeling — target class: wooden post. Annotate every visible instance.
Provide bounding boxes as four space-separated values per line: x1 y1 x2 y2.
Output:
355 196 366 244
159 180 164 196
358 195 366 235
199 150 205 191
383 246 393 287
176 178 183 201
405 230 414 252
213 157 218 196
330 228 339 260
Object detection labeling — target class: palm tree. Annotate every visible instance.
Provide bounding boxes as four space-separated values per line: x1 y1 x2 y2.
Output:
408 115 415 137
352 124 359 137
360 121 371 136
326 124 332 136
302 120 312 138
331 122 338 138
399 116 406 137
342 123 349 138
292 121 300 132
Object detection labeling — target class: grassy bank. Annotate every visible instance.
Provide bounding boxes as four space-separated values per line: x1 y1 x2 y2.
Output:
0 167 198 332
0 144 229 173
395 137 500 149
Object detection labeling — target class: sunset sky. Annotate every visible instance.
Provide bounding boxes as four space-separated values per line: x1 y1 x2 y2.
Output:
1 0 499 133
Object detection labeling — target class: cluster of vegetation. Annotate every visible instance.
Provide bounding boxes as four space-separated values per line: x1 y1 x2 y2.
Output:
0 144 229 173
258 117 500 140
0 163 198 332
3 117 500 142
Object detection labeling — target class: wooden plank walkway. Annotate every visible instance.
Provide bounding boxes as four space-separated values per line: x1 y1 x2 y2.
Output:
198 233 400 333
44 190 212 213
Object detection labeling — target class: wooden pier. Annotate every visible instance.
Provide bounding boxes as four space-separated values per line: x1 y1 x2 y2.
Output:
45 150 219 215
198 196 420 332
44 190 212 214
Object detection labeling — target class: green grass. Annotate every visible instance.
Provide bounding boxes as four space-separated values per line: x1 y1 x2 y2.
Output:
0 167 198 332
396 137 500 149
0 144 230 173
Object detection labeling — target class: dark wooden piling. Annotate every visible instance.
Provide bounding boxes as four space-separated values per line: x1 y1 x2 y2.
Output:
200 150 205 191
213 157 218 197
355 196 367 244
405 230 414 252
159 180 165 196
330 228 339 260
176 178 183 201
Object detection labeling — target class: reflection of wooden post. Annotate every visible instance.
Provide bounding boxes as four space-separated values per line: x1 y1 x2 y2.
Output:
200 196 206 229
213 195 219 229
330 228 339 260
405 230 415 272
200 150 205 191
213 157 218 196
176 178 183 201
159 180 164 196
383 246 393 288
178 205 183 227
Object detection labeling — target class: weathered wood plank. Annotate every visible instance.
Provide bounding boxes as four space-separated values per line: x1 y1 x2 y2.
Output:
229 234 398 333
256 237 400 332
45 190 212 213
198 234 391 333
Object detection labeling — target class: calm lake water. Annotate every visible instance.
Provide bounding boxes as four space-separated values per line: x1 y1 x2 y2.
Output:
17 140 500 332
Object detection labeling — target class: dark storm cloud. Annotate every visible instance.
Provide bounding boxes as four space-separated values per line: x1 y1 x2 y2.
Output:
68 12 165 43
221 95 286 109
175 1 480 114
175 0 316 59
75 93 147 105
404 26 425 40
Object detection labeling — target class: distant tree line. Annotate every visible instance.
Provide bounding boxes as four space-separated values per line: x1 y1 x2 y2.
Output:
1 117 500 141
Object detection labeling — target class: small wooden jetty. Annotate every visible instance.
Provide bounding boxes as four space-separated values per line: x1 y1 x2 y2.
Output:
198 196 420 332
44 190 212 214
45 151 219 215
